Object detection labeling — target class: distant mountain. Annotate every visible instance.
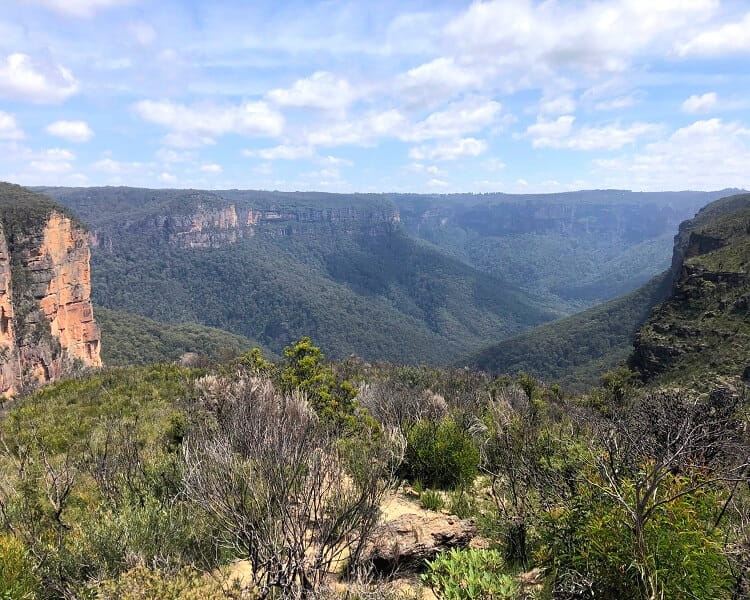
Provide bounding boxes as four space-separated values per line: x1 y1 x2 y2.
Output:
392 189 740 312
463 191 750 391
39 187 555 364
38 186 740 367
96 307 266 367
630 193 750 391
460 270 672 390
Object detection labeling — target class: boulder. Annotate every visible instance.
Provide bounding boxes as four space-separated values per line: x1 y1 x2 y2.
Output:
360 512 477 573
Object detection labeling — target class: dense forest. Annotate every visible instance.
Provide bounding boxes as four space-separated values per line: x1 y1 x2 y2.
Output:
37 186 734 367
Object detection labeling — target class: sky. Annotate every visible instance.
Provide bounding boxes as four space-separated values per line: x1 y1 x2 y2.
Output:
1 0 750 193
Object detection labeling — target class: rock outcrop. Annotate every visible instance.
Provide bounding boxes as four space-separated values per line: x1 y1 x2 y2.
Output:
86 198 401 250
0 183 101 396
630 193 750 389
360 512 477 573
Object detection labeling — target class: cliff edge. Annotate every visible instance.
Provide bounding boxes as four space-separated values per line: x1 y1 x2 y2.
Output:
0 183 101 396
630 193 750 390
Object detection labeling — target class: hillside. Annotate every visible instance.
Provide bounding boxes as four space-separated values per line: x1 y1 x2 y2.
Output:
461 270 672 390
393 189 737 311
96 307 265 366
36 186 734 366
630 193 750 390
37 187 556 364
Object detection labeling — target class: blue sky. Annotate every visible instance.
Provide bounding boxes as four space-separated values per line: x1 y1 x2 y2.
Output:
1 0 750 193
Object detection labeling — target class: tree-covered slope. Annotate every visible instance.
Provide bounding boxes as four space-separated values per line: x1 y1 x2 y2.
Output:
461 270 672 389
393 189 738 312
39 187 555 364
630 193 750 391
96 307 265 366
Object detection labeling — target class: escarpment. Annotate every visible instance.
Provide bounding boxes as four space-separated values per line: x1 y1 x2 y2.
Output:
47 188 402 250
630 193 750 389
0 183 101 397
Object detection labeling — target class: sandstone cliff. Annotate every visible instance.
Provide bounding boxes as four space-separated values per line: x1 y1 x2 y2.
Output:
0 183 101 396
54 189 402 250
630 193 750 390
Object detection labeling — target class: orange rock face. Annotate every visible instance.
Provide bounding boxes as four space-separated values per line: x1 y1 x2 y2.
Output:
0 212 101 397
35 213 102 369
0 228 21 396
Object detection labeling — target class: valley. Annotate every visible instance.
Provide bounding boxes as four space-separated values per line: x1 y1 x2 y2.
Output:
0 182 748 600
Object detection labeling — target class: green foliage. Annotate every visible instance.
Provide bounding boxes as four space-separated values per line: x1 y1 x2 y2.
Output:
630 193 750 390
0 534 37 600
401 418 479 489
422 548 518 600
39 186 559 365
539 475 732 600
447 487 477 519
419 489 445 512
280 337 359 427
96 307 264 367
464 270 672 391
93 564 235 600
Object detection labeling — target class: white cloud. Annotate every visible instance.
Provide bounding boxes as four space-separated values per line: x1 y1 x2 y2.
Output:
158 172 177 184
322 155 353 167
129 22 156 46
267 71 357 111
410 0 719 101
244 145 314 160
428 178 449 188
404 98 501 142
593 94 638 111
525 115 575 146
305 109 407 147
38 148 76 161
0 111 24 140
30 160 73 174
483 157 506 172
407 162 445 176
538 94 576 115
681 92 717 114
134 99 284 147
155 148 192 163
27 0 137 18
592 118 750 190
447 0 717 69
409 137 487 161
395 57 485 105
45 120 94 142
199 163 222 174
526 115 660 151
25 148 76 174
675 12 750 56
0 53 78 104
92 157 148 173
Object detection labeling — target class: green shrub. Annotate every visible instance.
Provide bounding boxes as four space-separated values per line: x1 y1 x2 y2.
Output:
422 548 518 599
538 474 732 600
447 488 476 519
420 489 445 512
94 564 237 600
0 534 38 599
401 418 479 489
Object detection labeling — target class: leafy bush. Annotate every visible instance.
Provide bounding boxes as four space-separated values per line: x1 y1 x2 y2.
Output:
0 534 37 599
280 337 358 427
420 489 445 512
538 475 732 600
401 418 479 489
94 564 238 600
422 548 518 599
447 488 477 519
